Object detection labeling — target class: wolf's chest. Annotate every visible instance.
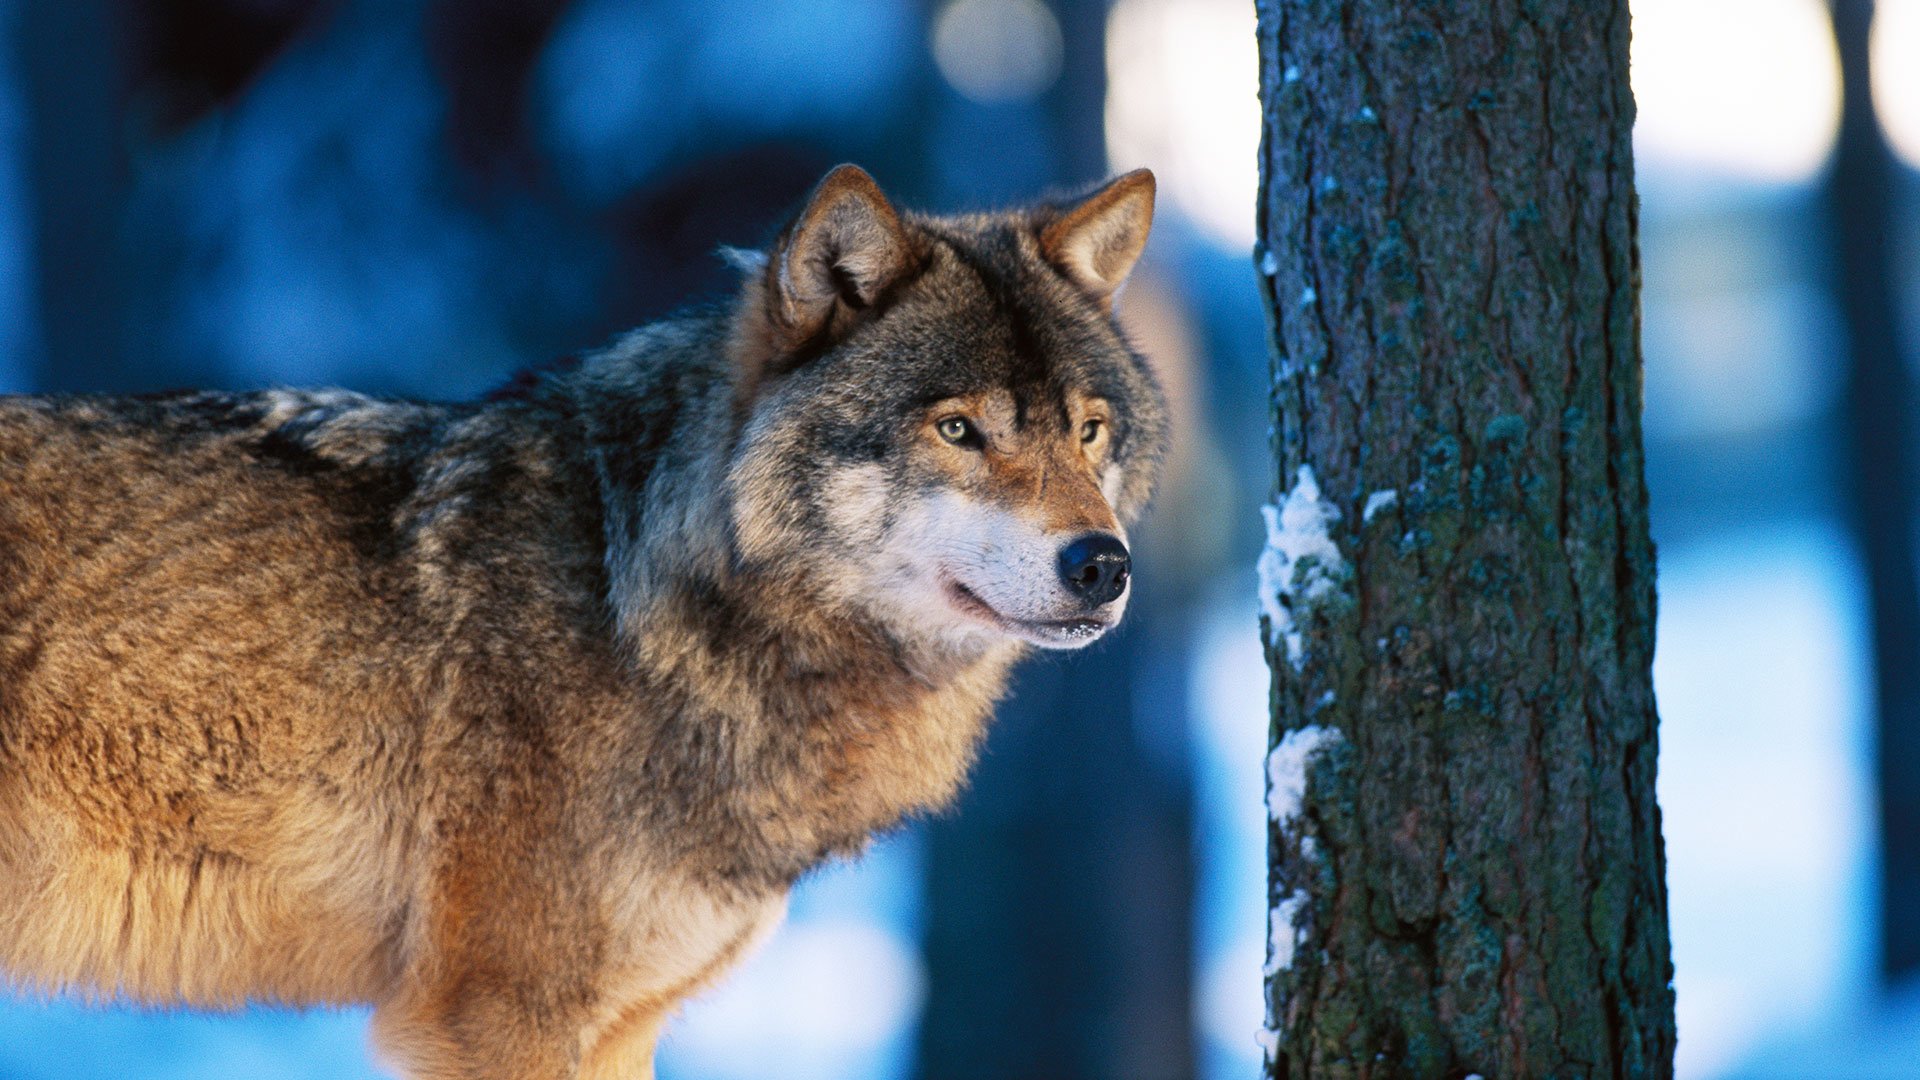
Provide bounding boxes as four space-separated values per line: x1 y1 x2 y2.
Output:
586 877 788 1039
764 683 1007 864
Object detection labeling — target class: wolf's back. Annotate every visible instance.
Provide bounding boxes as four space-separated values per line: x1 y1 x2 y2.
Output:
0 390 478 1005
0 390 444 677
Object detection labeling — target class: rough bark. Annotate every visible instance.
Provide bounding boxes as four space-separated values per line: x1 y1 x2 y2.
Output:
1255 1 1675 1076
1824 0 1920 984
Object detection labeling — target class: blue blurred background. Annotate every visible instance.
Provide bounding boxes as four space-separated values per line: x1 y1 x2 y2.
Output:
0 0 1917 1077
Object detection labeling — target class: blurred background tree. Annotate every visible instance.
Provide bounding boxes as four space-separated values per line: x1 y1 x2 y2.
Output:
1826 0 1920 988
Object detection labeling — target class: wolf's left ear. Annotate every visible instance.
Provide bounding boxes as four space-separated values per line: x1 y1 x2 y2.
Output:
1039 169 1155 302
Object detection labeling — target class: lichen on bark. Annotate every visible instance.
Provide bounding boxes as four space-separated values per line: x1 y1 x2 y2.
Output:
1255 1 1676 1076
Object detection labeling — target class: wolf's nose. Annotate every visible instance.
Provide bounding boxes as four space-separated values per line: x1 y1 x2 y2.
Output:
1058 533 1131 607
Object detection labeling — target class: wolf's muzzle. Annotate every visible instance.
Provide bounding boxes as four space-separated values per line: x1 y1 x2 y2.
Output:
1058 533 1130 608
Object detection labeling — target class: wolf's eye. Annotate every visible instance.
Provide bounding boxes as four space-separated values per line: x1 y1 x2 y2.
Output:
937 416 981 447
1080 419 1104 444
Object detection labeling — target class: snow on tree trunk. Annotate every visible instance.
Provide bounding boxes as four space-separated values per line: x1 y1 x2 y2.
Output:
1254 1 1677 1075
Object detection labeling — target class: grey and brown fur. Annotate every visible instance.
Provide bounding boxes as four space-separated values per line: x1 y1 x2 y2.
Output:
0 165 1167 1079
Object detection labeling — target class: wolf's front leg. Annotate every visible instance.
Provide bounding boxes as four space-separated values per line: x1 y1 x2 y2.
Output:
370 986 667 1080
371 946 674 1080
371 976 591 1079
369 824 616 1079
578 1007 667 1080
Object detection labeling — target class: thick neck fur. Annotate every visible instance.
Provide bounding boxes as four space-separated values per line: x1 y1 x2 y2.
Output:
552 314 1017 890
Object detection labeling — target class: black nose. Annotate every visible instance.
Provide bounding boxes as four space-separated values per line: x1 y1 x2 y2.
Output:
1057 533 1131 607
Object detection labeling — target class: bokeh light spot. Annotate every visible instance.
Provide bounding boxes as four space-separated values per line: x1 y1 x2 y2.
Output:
1872 0 1920 170
1104 0 1257 252
1630 0 1842 184
931 0 1063 105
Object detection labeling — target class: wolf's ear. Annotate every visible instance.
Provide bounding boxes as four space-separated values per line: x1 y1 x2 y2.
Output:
1039 169 1155 302
767 164 914 347
731 166 916 408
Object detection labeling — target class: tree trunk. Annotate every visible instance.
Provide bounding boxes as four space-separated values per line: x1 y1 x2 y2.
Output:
1254 1 1675 1075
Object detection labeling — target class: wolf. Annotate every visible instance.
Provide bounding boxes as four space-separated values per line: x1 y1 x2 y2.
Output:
0 164 1166 1078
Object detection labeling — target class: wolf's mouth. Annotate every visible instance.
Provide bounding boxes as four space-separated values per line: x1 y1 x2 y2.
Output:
943 579 1112 647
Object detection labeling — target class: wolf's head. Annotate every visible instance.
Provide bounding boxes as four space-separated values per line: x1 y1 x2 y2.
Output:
724 165 1169 653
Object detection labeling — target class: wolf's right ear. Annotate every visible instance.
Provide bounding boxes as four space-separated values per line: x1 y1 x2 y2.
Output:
732 165 918 408
768 165 914 346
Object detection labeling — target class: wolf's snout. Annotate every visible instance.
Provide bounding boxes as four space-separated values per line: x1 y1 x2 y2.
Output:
1057 533 1130 607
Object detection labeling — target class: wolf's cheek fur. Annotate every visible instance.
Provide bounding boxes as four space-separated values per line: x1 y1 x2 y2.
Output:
1101 463 1126 508
814 461 894 552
